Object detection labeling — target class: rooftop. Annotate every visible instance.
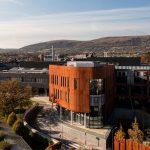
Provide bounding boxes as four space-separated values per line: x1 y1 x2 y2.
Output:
1 67 48 74
67 61 106 67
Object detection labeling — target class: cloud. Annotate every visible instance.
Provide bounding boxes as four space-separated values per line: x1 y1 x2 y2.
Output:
0 6 150 48
0 0 23 5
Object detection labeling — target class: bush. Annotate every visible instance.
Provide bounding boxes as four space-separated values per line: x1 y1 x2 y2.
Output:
0 141 11 150
0 132 5 141
7 112 17 126
30 132 49 147
12 119 27 136
4 114 8 122
15 108 26 114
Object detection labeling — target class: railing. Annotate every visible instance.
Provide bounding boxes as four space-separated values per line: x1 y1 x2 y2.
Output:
23 104 56 143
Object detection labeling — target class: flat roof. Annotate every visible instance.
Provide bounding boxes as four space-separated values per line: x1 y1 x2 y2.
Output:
1 67 48 74
67 61 107 67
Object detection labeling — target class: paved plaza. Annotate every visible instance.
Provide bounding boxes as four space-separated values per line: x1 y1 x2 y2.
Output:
31 96 111 150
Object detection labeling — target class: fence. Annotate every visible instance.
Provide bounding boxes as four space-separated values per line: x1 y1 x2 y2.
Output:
114 139 150 150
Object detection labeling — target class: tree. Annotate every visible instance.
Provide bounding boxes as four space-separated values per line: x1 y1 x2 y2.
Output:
7 112 17 126
0 141 12 150
12 119 25 135
19 85 32 110
114 124 125 142
0 80 32 115
128 117 144 143
141 52 150 64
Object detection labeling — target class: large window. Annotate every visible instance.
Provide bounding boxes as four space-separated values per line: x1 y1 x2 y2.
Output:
66 91 70 103
90 79 104 95
74 78 77 89
67 77 69 87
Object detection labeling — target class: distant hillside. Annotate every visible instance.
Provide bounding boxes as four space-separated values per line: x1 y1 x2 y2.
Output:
0 48 17 53
1 35 150 54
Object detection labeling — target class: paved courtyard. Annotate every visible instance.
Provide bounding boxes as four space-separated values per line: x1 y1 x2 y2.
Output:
31 96 111 150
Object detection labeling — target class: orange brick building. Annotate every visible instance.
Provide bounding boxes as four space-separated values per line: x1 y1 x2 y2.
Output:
49 61 115 128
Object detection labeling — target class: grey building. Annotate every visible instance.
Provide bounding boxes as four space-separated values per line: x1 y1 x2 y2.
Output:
0 67 49 96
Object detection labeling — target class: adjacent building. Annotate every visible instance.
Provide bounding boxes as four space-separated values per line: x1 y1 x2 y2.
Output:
116 65 150 113
0 67 49 96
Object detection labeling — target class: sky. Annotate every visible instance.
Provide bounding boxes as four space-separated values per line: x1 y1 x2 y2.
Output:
0 0 150 48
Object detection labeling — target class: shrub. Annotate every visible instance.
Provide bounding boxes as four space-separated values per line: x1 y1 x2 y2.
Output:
7 112 17 126
12 119 26 136
128 117 144 143
0 141 11 150
15 107 26 114
4 114 8 122
30 132 49 147
0 132 5 141
114 124 125 142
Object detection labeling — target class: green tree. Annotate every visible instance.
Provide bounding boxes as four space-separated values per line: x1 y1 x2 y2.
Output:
19 85 32 109
128 117 144 143
7 112 17 126
0 141 12 150
12 119 24 135
0 80 32 115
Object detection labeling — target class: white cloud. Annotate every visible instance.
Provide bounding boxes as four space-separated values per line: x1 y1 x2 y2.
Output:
0 6 150 48
0 0 23 5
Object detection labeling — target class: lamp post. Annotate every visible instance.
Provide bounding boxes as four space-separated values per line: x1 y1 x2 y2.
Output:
96 137 100 147
49 97 51 140
61 124 63 144
84 132 86 146
112 127 118 150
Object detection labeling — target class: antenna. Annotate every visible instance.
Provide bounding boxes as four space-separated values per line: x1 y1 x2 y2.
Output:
52 45 54 61
104 51 108 57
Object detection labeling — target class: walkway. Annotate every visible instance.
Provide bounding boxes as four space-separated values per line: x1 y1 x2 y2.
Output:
31 96 111 150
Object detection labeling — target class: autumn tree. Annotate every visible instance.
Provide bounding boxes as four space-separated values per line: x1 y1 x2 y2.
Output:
141 52 150 64
114 124 125 142
0 80 32 115
128 117 144 143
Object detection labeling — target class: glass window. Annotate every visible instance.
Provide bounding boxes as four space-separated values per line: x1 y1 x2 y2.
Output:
57 76 58 85
65 77 66 87
61 76 62 86
62 77 64 87
66 91 70 103
54 75 56 84
57 89 59 99
74 78 77 89
67 77 69 87
60 90 62 99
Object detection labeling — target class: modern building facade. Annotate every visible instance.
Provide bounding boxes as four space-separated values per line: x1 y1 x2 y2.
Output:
49 61 115 128
115 65 150 113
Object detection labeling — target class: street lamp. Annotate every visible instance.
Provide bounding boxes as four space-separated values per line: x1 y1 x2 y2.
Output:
112 127 118 150
84 132 86 146
96 137 100 147
49 99 51 140
61 124 63 144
